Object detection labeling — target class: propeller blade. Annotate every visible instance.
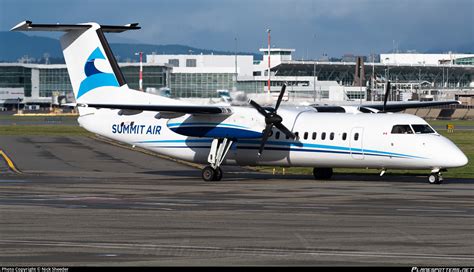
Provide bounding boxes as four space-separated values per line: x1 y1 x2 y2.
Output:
249 99 271 118
274 84 287 111
258 124 274 156
382 81 391 112
275 123 295 139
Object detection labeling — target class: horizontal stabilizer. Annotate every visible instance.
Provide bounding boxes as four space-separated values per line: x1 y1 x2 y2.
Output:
10 21 140 33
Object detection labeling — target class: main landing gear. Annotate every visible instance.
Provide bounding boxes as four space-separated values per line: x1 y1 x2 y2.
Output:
202 138 233 182
313 168 333 180
428 171 443 185
202 165 223 182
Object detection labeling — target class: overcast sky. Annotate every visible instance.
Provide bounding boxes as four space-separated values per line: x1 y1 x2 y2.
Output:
1 0 473 58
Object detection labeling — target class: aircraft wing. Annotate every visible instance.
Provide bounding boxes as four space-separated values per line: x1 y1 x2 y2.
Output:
78 103 233 115
359 100 460 112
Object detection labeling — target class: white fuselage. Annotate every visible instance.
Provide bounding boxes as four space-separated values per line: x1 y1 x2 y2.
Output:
12 20 468 179
77 106 468 171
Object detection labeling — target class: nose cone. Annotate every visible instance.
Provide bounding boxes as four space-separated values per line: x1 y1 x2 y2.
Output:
437 136 469 168
450 149 469 168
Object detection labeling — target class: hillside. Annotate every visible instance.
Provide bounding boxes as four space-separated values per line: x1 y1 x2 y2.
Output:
0 32 261 63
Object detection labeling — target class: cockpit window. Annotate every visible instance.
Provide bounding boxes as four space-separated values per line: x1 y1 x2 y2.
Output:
391 125 413 134
411 124 435 134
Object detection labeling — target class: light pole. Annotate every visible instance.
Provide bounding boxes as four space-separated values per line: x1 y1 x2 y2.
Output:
371 53 375 101
446 67 449 89
313 60 317 102
234 37 238 91
135 52 143 91
266 28 271 94
313 34 317 102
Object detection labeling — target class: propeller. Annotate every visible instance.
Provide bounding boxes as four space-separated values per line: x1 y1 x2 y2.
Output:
249 84 295 156
381 80 391 113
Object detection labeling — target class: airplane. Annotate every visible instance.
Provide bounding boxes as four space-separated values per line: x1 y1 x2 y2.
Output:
11 21 469 184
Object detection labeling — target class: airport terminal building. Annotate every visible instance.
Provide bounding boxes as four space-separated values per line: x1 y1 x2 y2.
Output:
1 50 474 109
0 63 169 109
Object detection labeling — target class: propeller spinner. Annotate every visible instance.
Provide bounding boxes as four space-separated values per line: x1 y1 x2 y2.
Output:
249 84 295 156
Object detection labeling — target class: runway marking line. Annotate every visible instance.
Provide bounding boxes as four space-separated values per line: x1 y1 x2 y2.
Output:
0 149 21 174
0 239 472 261
397 208 466 213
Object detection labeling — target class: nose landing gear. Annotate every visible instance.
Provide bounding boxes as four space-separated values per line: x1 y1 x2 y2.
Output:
428 170 443 184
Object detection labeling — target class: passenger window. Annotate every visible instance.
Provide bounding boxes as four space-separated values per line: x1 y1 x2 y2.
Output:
304 132 308 140
330 132 334 140
321 132 326 140
312 132 317 140
294 132 299 139
391 125 414 134
275 131 280 139
342 133 347 141
354 133 359 141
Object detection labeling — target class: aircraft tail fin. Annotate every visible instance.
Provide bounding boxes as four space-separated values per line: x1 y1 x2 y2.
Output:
11 21 140 102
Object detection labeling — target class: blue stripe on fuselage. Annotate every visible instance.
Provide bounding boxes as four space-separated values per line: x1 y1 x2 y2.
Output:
169 126 262 138
167 122 248 129
134 139 425 159
238 140 424 159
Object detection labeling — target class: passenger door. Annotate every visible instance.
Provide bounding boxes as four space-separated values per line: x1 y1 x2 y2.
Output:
350 127 364 160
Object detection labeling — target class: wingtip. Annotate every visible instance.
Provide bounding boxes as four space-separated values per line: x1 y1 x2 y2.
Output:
125 23 140 29
10 20 31 31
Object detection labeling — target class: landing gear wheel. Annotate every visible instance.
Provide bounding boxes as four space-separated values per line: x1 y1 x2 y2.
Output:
202 166 216 182
204 138 232 182
214 167 223 181
428 174 438 184
313 168 333 180
428 173 443 184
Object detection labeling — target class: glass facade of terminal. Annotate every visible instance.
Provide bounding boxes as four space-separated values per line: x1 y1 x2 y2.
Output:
0 66 32 96
170 73 234 98
122 66 168 91
39 68 72 97
454 57 474 66
0 65 169 99
345 90 366 100
236 81 265 94
1 62 473 102
275 64 473 88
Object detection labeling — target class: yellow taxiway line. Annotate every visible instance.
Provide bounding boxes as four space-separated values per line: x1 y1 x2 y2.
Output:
0 149 21 174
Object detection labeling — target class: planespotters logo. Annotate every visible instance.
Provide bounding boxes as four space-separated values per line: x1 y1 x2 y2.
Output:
77 47 119 98
412 268 474 272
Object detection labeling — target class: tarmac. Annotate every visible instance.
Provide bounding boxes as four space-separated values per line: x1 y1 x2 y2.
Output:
0 135 473 266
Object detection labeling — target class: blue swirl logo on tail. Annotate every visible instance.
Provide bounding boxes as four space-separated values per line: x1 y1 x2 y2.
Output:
77 47 119 98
